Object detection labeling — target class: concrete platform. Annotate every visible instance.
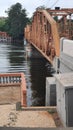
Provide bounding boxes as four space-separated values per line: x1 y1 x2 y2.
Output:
15 111 56 128
0 104 56 128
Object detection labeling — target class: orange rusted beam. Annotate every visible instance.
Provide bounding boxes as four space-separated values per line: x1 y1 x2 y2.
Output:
21 73 27 107
30 42 53 64
24 8 73 63
42 10 60 57
24 10 60 62
0 73 21 77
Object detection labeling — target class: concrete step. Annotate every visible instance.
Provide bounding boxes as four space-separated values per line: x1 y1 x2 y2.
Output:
21 106 56 111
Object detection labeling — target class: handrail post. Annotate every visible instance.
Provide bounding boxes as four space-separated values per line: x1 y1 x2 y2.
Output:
21 73 27 107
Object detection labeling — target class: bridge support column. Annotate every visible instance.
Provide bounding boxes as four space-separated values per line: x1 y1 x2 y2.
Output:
55 73 73 127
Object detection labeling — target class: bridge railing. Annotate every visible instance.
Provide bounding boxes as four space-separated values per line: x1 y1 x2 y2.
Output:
0 73 26 107
0 73 21 85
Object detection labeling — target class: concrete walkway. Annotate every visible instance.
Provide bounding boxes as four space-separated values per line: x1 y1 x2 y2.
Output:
0 104 56 128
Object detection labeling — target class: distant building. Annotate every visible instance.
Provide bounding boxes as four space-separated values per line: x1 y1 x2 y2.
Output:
0 31 11 43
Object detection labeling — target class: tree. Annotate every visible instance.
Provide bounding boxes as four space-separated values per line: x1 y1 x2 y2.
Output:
6 3 30 40
0 18 6 31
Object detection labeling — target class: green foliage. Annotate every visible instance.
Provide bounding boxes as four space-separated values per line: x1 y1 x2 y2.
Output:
0 18 6 31
36 5 46 10
53 16 58 21
5 3 30 40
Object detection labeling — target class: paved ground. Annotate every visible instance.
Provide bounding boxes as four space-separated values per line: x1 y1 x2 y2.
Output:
0 104 56 128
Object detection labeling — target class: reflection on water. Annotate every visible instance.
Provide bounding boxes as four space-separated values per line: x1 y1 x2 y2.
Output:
0 42 53 106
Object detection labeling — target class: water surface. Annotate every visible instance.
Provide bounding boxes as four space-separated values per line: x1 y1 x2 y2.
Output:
0 42 54 106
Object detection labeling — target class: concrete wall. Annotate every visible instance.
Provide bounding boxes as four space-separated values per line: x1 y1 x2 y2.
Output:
45 77 56 106
0 85 21 104
55 73 66 127
60 38 73 57
47 38 73 126
53 56 60 73
0 73 27 107
60 52 73 73
55 73 73 127
59 38 73 73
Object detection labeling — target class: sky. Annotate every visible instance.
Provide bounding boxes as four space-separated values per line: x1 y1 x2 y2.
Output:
0 0 73 18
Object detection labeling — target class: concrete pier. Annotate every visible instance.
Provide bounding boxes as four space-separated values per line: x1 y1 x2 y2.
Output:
46 77 56 106
55 73 73 127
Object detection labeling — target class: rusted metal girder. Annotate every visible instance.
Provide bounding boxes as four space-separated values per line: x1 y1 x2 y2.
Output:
47 8 73 40
24 8 73 63
24 9 60 63
47 8 73 14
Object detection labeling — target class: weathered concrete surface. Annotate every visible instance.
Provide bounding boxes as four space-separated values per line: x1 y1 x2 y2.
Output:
55 73 73 127
60 52 73 73
61 38 73 57
55 73 73 88
15 111 55 127
0 85 21 104
53 56 60 73
0 104 56 128
59 38 73 73
46 77 56 106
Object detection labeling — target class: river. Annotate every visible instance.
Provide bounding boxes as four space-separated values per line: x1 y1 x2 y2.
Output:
0 42 55 106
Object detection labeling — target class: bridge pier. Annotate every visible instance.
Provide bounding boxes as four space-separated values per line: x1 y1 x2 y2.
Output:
45 77 56 106
46 38 73 127
55 73 73 127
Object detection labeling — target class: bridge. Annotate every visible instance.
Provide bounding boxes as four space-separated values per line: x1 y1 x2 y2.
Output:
24 9 73 127
24 10 73 127
24 8 73 70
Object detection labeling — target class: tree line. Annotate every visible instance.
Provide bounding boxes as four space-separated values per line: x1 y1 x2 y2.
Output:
0 3 30 41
